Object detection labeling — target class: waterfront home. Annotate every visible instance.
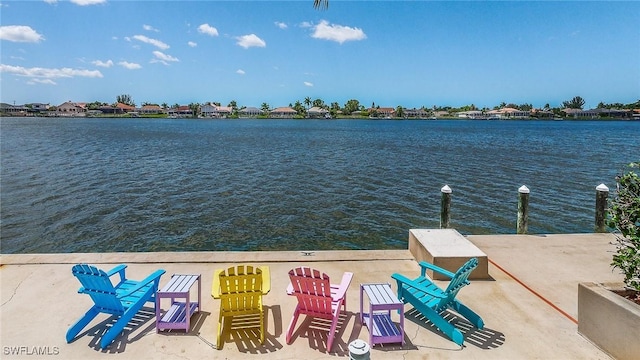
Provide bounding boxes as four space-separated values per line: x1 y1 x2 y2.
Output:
167 105 193 118
201 103 233 118
270 107 297 118
457 110 484 119
404 107 430 118
307 106 329 118
0 103 29 116
56 101 87 116
239 106 263 118
368 107 395 118
487 107 530 119
140 104 163 115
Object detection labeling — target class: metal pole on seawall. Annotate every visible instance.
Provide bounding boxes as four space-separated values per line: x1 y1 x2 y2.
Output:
440 185 452 229
517 185 530 234
595 183 609 233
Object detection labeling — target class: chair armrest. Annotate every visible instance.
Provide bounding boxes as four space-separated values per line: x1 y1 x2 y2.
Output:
258 266 271 295
419 261 455 279
331 272 353 301
106 264 128 285
391 272 446 299
211 269 223 299
117 269 165 298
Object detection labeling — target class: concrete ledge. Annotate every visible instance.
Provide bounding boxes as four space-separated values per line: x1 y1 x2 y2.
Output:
408 229 488 280
578 282 640 360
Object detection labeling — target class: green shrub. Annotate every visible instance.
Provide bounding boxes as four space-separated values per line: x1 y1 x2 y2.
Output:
607 162 640 291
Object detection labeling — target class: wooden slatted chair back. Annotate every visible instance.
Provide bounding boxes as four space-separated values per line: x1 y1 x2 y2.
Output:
219 265 263 315
437 258 478 311
71 264 124 315
288 267 334 319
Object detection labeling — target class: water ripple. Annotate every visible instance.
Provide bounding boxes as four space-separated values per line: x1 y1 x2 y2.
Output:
1 118 638 253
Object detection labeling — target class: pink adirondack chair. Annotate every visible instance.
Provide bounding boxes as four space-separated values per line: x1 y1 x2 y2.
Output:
285 267 353 352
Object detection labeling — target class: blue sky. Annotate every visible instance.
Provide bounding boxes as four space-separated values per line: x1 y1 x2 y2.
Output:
1 0 638 109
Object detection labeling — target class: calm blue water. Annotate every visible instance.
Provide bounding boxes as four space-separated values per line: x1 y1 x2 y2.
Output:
1 117 638 253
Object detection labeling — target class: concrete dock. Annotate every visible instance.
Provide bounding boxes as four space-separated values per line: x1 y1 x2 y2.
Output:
0 233 622 359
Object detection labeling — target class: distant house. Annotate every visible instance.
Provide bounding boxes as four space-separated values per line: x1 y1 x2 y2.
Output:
368 107 395 118
270 107 297 118
98 105 123 114
563 108 632 119
457 110 484 119
200 103 216 117
28 103 50 112
0 103 29 116
116 102 135 113
201 104 232 118
239 106 263 118
487 107 530 119
530 108 554 118
140 104 163 115
168 106 193 118
56 101 86 116
404 108 430 118
307 106 329 118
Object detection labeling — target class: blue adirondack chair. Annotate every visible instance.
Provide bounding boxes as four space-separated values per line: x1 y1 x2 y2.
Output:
391 258 484 346
66 264 165 349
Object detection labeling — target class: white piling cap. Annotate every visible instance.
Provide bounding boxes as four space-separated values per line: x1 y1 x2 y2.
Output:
518 185 530 194
348 339 370 356
596 183 609 192
441 185 452 194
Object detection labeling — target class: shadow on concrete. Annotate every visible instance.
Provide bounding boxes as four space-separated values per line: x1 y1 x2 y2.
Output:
70 306 157 353
405 308 505 350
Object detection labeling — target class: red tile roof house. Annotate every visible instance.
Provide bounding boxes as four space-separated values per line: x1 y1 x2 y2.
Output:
270 107 298 118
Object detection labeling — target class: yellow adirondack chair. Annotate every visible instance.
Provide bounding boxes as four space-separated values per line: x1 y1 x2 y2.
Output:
211 265 270 350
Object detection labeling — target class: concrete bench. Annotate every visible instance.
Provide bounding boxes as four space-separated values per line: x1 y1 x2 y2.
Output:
408 229 489 280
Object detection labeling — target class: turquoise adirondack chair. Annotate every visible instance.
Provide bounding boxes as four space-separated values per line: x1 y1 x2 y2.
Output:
391 258 484 346
66 264 165 349
286 267 353 352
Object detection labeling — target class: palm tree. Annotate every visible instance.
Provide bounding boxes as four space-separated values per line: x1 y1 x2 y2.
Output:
313 0 328 9
304 97 312 110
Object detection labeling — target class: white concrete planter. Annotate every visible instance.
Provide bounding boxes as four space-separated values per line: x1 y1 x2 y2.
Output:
578 282 640 360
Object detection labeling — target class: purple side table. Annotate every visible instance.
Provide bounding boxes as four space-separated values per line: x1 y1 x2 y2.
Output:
360 283 405 346
156 274 201 333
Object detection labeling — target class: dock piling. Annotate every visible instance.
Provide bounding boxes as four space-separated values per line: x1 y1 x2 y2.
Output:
517 185 530 234
440 185 452 229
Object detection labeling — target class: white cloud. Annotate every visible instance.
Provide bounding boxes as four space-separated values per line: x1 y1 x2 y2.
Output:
70 0 106 5
300 22 312 28
29 78 57 85
152 51 179 65
236 34 266 49
188 41 197 47
92 59 113 68
236 69 245 75
143 24 159 32
118 61 142 70
132 35 169 50
0 25 44 43
198 24 219 37
311 20 367 44
304 81 314 87
275 22 287 30
0 64 103 79
43 0 58 4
